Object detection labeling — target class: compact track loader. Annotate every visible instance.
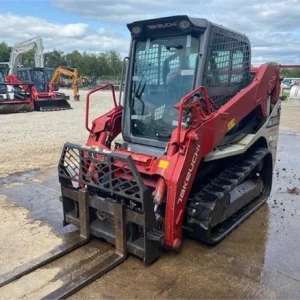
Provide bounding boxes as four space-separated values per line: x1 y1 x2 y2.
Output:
0 69 34 114
7 67 71 111
1 37 71 113
0 16 284 298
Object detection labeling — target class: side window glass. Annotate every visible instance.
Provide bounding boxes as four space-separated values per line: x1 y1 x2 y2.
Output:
214 50 230 83
207 50 230 85
231 51 244 84
188 53 197 69
17 71 29 82
17 71 23 81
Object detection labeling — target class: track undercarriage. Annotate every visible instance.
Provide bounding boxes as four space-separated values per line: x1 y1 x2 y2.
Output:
185 146 273 244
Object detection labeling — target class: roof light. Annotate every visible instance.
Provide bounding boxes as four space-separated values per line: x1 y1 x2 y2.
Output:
179 20 191 30
132 26 141 35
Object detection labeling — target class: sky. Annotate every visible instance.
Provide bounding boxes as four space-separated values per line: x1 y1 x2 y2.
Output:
1 0 300 65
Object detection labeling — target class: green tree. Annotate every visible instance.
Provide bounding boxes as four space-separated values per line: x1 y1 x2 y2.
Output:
0 42 11 62
83 53 99 77
107 50 122 79
97 52 111 77
44 50 67 68
22 51 35 66
281 68 300 78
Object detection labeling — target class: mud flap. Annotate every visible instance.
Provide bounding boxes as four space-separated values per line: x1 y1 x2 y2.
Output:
34 98 72 111
58 143 164 265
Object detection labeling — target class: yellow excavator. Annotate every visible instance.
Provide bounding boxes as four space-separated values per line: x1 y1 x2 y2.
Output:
51 66 80 101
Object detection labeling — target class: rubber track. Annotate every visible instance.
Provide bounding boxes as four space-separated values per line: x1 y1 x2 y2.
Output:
185 147 269 244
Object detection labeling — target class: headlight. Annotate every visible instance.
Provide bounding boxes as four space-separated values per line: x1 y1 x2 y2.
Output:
179 20 191 30
132 26 141 35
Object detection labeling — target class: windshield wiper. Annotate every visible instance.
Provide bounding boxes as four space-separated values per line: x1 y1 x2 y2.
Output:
130 63 151 113
135 62 151 98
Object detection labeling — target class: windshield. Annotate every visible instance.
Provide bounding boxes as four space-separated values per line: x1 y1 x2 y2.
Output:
30 70 47 92
130 34 199 140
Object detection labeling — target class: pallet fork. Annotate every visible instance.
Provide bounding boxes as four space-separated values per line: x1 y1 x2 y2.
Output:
43 193 127 299
0 192 127 299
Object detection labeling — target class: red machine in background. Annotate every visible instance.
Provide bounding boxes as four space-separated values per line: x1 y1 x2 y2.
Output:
7 67 71 111
0 69 34 114
0 37 71 113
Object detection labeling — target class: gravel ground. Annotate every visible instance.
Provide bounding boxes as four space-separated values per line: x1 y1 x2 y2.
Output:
0 93 300 178
0 89 116 178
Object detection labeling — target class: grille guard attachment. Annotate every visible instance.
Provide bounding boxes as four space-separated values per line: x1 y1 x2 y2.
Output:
58 143 163 265
59 143 147 204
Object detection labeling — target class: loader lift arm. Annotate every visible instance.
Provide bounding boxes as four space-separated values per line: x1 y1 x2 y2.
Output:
51 66 80 101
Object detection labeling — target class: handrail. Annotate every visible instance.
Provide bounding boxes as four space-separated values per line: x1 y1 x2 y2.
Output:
118 57 129 106
192 53 202 88
176 85 216 145
85 83 117 133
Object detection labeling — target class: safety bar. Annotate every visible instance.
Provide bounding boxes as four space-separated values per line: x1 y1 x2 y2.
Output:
176 86 217 145
85 83 118 133
192 53 202 88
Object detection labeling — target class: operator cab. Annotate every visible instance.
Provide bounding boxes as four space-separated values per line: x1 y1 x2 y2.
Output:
120 15 251 155
17 67 48 92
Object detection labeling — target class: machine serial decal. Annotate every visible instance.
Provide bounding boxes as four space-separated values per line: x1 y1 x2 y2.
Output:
178 144 201 204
